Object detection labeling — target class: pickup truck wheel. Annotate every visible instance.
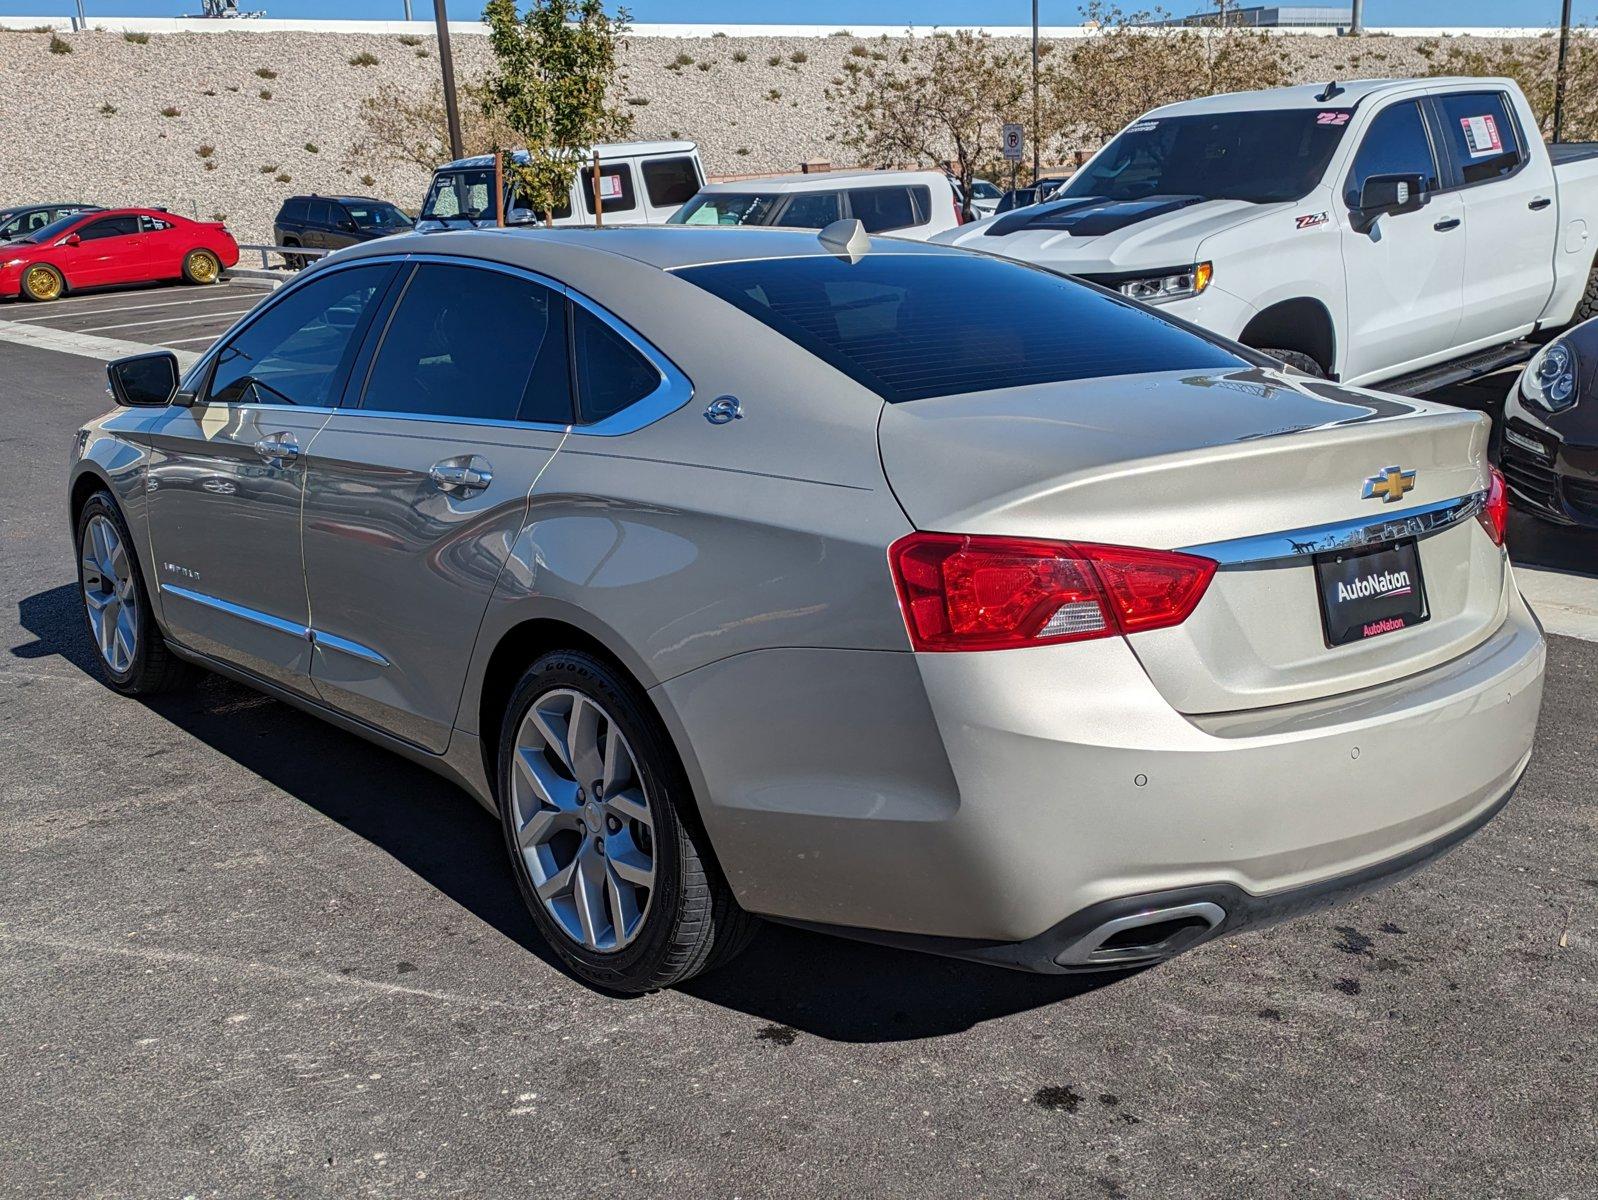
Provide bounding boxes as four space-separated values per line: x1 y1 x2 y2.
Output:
1260 348 1326 378
182 249 221 285
497 650 759 994
1572 261 1598 324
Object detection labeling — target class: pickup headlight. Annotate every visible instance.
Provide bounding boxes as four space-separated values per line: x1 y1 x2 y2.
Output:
1521 340 1578 412
1119 261 1212 304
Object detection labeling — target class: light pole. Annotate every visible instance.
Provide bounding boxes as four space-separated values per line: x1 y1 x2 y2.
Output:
404 1 413 18
1555 0 1573 142
1029 0 1041 182
434 0 464 163
1350 0 1363 35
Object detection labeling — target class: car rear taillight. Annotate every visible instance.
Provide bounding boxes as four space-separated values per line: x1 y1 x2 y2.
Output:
1479 466 1509 546
888 532 1216 652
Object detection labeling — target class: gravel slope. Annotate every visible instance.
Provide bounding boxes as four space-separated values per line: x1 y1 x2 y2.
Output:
0 27 1547 244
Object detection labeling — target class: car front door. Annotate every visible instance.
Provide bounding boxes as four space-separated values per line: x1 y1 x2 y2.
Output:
143 262 397 694
301 260 571 752
1431 88 1557 350
1337 97 1465 385
67 215 144 287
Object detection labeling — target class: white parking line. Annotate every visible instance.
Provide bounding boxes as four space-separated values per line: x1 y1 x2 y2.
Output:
0 316 200 367
1513 565 1598 643
76 307 256 335
0 287 260 324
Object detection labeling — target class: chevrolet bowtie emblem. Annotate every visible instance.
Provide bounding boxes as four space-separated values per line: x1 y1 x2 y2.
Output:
1362 465 1416 503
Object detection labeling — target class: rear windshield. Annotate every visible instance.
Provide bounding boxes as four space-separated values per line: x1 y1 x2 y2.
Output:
677 253 1245 403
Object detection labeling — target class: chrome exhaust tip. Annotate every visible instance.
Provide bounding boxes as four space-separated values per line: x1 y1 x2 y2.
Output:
1054 901 1227 969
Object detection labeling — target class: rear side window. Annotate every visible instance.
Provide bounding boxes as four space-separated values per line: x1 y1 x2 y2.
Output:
572 305 661 423
138 216 171 233
310 200 337 227
641 156 701 208
677 253 1245 404
583 164 637 214
208 265 392 407
778 192 843 229
847 187 921 232
1344 101 1440 208
281 198 310 224
359 263 571 424
1434 91 1524 187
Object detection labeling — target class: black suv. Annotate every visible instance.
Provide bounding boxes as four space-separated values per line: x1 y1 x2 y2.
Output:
0 202 102 243
272 194 412 264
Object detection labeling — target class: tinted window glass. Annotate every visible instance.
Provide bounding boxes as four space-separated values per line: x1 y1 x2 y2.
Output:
282 198 310 224
1069 110 1351 205
208 265 391 406
343 201 411 229
422 168 495 221
641 156 701 208
13 215 81 245
572 306 661 423
778 191 842 229
1434 91 1523 187
583 164 638 214
360 264 570 424
668 193 782 226
79 216 140 241
138 216 171 233
310 200 337 227
847 187 918 232
678 253 1245 404
1345 101 1440 207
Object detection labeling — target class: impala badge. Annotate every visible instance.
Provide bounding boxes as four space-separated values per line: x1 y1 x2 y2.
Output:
1361 465 1416 503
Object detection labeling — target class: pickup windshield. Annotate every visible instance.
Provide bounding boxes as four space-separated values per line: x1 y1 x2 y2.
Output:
420 168 496 223
1065 110 1352 205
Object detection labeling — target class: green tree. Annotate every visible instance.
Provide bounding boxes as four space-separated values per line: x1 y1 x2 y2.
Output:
481 0 633 225
827 30 1028 220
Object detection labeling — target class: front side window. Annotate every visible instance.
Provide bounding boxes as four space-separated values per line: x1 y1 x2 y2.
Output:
207 265 392 406
1068 110 1351 205
1344 100 1440 208
1434 91 1524 187
343 201 411 229
641 156 701 208
78 216 141 241
677 252 1245 404
847 187 920 233
358 263 570 424
582 164 638 214
778 191 843 229
668 193 782 226
571 305 661 423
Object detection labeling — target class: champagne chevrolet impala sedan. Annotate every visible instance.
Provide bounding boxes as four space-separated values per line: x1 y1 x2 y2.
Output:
68 223 1545 993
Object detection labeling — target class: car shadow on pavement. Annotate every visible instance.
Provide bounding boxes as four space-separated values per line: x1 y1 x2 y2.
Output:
17 581 1130 1042
1507 511 1598 577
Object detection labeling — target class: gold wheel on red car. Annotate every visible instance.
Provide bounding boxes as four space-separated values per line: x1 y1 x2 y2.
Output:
182 249 220 285
22 265 63 302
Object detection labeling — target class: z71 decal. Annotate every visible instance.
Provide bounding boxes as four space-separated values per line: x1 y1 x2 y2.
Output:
1296 211 1329 229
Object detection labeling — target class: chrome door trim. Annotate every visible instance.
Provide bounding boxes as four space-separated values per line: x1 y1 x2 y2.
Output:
1181 492 1486 568
161 583 390 666
161 582 309 638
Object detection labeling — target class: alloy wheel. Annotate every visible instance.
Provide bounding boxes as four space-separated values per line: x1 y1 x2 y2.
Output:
188 252 219 283
511 688 657 952
80 513 138 674
24 266 59 301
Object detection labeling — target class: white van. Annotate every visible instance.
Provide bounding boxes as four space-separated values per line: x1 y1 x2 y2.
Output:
668 169 964 240
415 141 704 232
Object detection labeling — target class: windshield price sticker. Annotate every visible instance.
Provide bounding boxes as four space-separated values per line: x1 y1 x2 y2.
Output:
1460 114 1503 157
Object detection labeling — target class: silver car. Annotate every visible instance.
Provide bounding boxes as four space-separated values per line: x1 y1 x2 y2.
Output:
69 223 1545 993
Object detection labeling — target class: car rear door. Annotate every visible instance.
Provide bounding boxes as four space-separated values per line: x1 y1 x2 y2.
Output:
1429 87 1557 350
307 200 337 250
143 261 397 694
1337 96 1466 385
300 259 571 752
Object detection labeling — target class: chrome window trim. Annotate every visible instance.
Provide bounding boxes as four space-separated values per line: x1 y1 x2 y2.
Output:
1182 492 1486 568
564 287 695 437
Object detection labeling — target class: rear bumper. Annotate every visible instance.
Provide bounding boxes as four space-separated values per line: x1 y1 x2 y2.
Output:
660 585 1544 954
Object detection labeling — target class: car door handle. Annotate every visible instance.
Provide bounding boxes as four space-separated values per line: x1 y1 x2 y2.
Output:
1529 197 1552 211
428 456 493 495
1433 217 1461 232
253 432 299 463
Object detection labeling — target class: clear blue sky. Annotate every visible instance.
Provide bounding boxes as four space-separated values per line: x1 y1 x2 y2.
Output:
0 0 1583 25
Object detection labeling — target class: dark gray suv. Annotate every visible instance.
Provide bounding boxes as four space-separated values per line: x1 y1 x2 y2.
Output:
272 194 412 265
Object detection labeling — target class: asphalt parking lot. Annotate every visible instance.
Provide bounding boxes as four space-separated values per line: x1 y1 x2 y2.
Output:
0 290 1594 1198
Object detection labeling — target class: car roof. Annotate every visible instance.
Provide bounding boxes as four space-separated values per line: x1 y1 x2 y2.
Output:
439 140 698 171
285 194 391 206
693 169 948 195
3 202 100 212
1144 76 1510 119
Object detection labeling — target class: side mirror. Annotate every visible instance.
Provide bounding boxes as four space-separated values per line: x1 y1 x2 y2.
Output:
106 351 179 408
505 207 537 226
338 219 357 232
1354 172 1427 229
61 233 81 247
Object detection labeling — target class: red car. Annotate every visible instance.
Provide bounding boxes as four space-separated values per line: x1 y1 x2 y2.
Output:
0 207 239 302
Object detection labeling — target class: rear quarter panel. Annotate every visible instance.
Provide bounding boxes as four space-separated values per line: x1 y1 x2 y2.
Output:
1544 148 1598 325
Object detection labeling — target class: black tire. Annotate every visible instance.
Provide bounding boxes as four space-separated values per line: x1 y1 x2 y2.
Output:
1571 260 1598 326
281 239 305 271
181 248 221 285
497 650 758 993
1259 347 1326 378
74 491 195 696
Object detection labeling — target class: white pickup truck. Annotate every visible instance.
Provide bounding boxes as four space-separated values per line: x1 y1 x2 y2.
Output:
938 78 1598 394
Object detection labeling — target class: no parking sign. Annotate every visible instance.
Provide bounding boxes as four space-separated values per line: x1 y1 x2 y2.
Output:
1002 123 1025 161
